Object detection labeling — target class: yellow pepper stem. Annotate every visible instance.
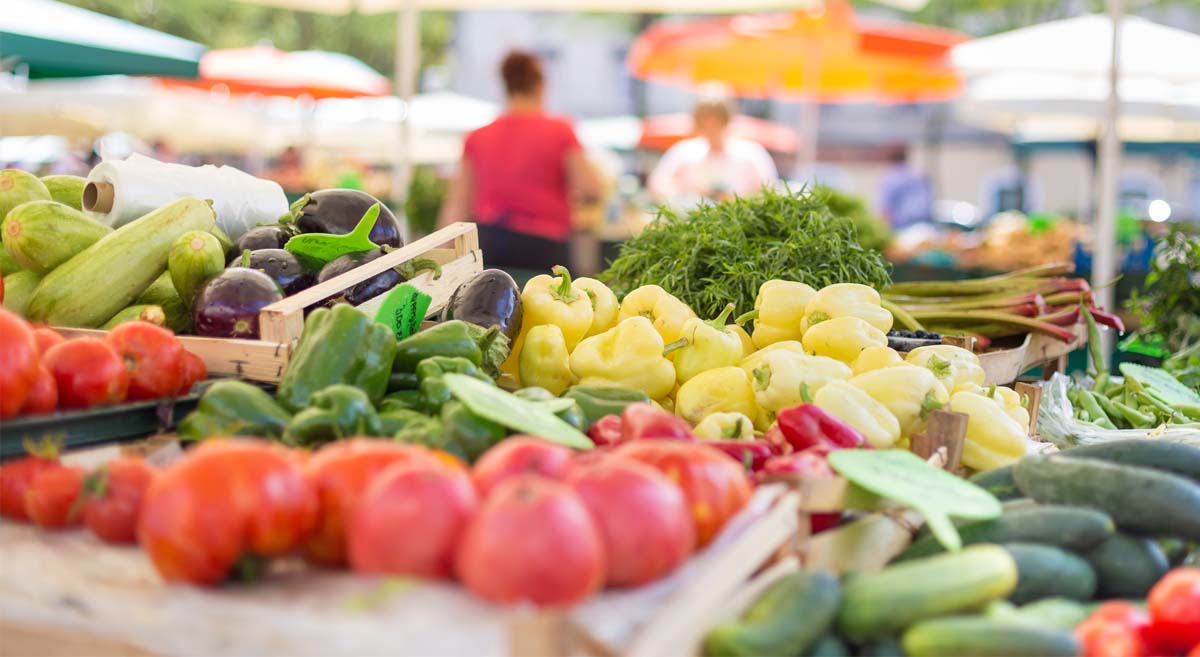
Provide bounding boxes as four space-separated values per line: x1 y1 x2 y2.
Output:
550 265 580 304
662 337 689 355
734 309 759 325
807 310 830 325
918 390 945 420
707 303 737 330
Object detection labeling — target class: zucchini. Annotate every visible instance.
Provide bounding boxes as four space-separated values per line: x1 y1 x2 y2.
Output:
1084 533 1169 598
805 634 849 657
2 200 112 273
26 197 215 327
1063 440 1200 483
901 616 1081 657
168 231 225 306
703 570 840 657
2 269 42 316
898 505 1113 560
40 175 86 211
1002 542 1097 604
0 244 19 275
101 304 166 329
0 169 50 221
1014 455 1200 540
836 545 1017 643
968 465 1022 500
135 271 191 333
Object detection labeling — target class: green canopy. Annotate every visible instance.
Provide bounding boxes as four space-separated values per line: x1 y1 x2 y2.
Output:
0 0 206 79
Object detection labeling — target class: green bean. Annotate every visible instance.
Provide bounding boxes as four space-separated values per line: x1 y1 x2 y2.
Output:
1136 392 1188 423
1105 385 1124 399
1083 306 1106 375
1178 403 1200 421
1093 372 1109 392
1113 401 1156 428
1093 393 1126 428
1080 391 1116 429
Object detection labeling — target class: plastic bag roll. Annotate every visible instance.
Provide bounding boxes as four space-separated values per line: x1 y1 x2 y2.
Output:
83 154 287 239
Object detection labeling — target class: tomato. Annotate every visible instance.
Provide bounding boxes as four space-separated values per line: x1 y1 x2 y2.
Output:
0 453 61 520
1075 602 1151 657
105 321 185 401
1190 642 1200 657
81 458 157 544
471 436 574 498
43 338 129 409
177 351 207 395
31 327 65 356
19 365 58 415
569 456 694 587
1148 567 1200 654
138 440 317 585
348 458 477 578
25 465 86 529
613 441 753 546
0 307 39 418
303 439 441 566
456 475 604 606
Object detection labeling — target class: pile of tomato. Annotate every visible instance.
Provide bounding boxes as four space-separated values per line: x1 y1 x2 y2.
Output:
1077 569 1200 657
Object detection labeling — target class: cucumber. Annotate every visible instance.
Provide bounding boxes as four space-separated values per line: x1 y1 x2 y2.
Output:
836 545 1018 643
2 270 42 316
1002 542 1097 604
901 616 1081 657
805 634 849 657
898 505 1113 560
26 197 216 327
969 465 1022 500
40 175 86 211
0 244 19 275
1014 455 1200 540
1063 440 1200 482
703 570 840 657
1084 533 1169 598
1012 598 1089 632
858 637 905 657
168 231 225 306
2 200 112 273
135 271 191 333
101 304 166 329
1158 537 1190 567
0 169 51 221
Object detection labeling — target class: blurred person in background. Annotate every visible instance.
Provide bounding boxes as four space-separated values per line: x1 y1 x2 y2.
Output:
438 50 601 271
877 145 933 230
269 146 308 194
647 88 778 208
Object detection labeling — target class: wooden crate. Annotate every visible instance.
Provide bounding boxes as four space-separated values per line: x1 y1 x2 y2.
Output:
56 222 483 383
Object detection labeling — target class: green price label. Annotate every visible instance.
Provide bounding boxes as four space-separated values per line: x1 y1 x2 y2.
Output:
374 283 432 340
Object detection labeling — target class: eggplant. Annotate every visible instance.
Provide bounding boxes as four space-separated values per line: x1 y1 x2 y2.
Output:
192 268 284 339
440 269 523 341
235 225 295 252
235 248 313 295
317 248 400 307
291 189 403 248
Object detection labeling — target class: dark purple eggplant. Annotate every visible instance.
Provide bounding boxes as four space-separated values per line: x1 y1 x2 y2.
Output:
317 249 442 307
234 249 313 295
289 189 403 248
235 225 295 252
439 269 523 341
192 268 284 339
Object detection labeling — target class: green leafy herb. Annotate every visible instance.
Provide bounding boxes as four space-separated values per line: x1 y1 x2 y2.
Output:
1128 224 1200 355
442 374 593 449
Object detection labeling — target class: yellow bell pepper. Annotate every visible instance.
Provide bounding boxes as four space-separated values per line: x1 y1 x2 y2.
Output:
730 324 755 357
518 324 573 396
813 380 901 449
501 265 594 380
950 390 1029 471
693 412 756 441
617 285 696 345
668 304 744 384
849 364 950 436
738 340 806 375
750 280 817 349
802 316 888 364
674 366 758 426
905 345 985 394
569 316 675 400
801 283 893 334
748 349 852 412
958 383 1031 433
575 277 619 338
852 346 905 376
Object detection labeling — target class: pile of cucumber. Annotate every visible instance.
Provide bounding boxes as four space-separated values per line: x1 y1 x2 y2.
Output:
704 440 1200 657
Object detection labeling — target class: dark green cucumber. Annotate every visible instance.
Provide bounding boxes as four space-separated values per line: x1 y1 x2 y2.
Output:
805 634 850 657
1158 537 1191 567
703 570 840 657
1084 533 1169 598
1002 543 1096 604
1014 455 1200 540
858 637 905 657
898 505 1113 560
1063 440 1200 482
902 616 1081 657
969 465 1022 500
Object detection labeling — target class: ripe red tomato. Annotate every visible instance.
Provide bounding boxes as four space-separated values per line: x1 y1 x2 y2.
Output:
138 440 317 585
303 439 442 566
348 458 478 578
43 338 129 409
0 307 39 418
177 351 207 395
1148 567 1200 654
614 441 753 547
1075 602 1151 657
31 327 65 356
456 475 604 606
81 458 157 544
0 454 61 520
106 321 185 401
569 457 695 587
471 436 574 498
25 465 86 529
20 365 58 415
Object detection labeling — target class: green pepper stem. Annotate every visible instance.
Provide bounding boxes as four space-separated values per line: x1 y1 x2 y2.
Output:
734 309 759 325
662 337 689 355
550 265 580 303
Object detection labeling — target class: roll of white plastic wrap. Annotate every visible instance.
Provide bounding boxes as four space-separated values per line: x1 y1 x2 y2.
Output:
83 154 288 239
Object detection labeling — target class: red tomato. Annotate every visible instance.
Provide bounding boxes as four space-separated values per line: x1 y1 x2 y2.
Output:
0 307 39 418
456 475 604 606
19 365 58 415
348 458 478 578
0 454 61 520
31 327 65 356
302 439 442 566
43 338 129 409
81 458 157 544
177 351 207 395
613 441 753 547
106 321 185 401
1075 602 1151 657
138 440 317 585
471 436 574 498
1148 567 1200 654
25 465 86 529
1190 642 1200 657
569 456 695 587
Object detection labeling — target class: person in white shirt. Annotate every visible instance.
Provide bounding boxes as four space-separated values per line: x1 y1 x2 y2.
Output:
647 92 779 209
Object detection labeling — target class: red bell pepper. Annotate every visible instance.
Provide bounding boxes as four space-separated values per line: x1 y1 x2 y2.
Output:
757 449 841 532
705 439 776 472
1075 602 1152 657
1147 567 1200 654
587 414 624 447
775 404 867 453
620 403 694 442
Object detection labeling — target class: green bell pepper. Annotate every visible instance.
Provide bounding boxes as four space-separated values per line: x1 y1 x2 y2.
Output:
441 401 506 462
514 387 587 431
276 304 397 412
282 384 383 447
392 320 509 378
392 415 446 449
562 385 651 428
416 356 492 413
380 408 435 437
177 380 292 441
380 389 423 413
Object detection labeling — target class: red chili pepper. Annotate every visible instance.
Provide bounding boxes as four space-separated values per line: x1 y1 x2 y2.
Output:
1147 567 1200 654
761 423 790 454
587 414 625 447
757 449 841 532
775 404 867 452
620 403 695 442
1075 602 1152 657
704 439 775 472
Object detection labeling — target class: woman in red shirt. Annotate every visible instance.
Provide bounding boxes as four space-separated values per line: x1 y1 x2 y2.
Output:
438 51 600 271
